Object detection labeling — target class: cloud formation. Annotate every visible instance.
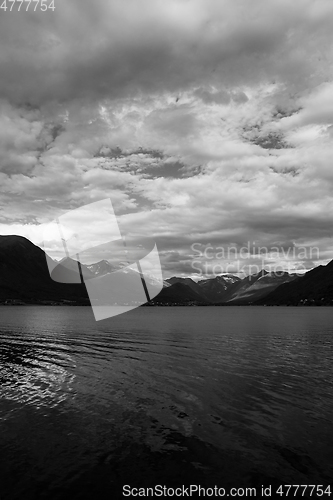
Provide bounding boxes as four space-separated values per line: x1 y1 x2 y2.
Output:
1 0 333 276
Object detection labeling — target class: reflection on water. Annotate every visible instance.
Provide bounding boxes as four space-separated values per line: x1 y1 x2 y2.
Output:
0 306 333 499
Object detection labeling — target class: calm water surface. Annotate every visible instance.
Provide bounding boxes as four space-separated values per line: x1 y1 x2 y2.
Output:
0 306 332 498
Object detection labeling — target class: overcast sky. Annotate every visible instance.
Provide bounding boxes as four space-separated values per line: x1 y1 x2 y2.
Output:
1 0 333 277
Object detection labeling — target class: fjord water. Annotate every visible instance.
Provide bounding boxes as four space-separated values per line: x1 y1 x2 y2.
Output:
0 306 332 499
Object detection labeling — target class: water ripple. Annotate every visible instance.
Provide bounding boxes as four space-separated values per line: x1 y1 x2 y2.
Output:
0 306 333 497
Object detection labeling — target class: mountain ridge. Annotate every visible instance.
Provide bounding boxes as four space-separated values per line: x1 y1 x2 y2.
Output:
0 235 89 304
0 235 332 306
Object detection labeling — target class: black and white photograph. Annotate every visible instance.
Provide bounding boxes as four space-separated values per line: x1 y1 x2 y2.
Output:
0 0 333 498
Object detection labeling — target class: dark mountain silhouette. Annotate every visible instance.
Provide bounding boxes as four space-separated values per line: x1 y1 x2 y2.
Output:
255 260 333 305
196 274 241 302
164 271 296 304
150 282 209 305
1 235 332 306
0 236 89 304
166 276 201 293
165 275 241 303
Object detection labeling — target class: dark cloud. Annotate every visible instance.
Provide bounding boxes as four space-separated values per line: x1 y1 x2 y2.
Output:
1 0 332 104
249 132 290 150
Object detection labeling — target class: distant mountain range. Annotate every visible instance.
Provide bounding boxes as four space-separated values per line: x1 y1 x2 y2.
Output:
0 235 333 306
255 260 333 306
159 270 299 305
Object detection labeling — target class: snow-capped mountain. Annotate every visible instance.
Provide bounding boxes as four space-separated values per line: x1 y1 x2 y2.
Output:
86 260 116 276
224 270 297 303
165 274 241 303
1 236 332 306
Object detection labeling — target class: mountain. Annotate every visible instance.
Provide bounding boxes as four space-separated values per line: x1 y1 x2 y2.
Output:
165 274 241 303
51 257 95 283
0 236 165 306
197 274 241 302
166 276 200 293
150 282 209 305
0 236 89 304
221 270 298 304
164 272 296 304
255 260 333 305
86 260 116 276
1 235 333 306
